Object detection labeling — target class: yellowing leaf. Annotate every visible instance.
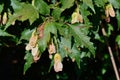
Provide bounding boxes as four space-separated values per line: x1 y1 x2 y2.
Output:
108 6 115 17
54 61 63 72
37 22 46 39
25 44 32 51
2 12 7 25
105 4 115 17
54 53 63 72
32 44 40 62
54 53 62 63
29 30 38 48
71 12 83 24
71 6 83 24
31 44 39 56
48 42 56 55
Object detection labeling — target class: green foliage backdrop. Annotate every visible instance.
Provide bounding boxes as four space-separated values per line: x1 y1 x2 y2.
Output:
0 0 120 80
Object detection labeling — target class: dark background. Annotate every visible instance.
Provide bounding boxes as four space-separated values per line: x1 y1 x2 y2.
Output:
0 44 118 80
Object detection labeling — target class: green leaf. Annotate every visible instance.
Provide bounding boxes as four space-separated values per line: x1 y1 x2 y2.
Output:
80 4 91 24
5 3 39 30
38 33 49 53
71 45 80 68
55 22 65 35
108 0 120 9
16 4 39 24
60 0 74 10
52 7 63 20
69 24 95 56
107 24 113 37
59 37 72 58
24 51 34 74
94 0 106 7
34 0 50 15
44 22 57 35
38 22 57 53
58 35 80 68
0 4 4 14
116 10 120 29
48 59 54 72
20 29 34 41
116 35 120 48
116 35 120 43
11 0 22 11
80 51 91 58
102 68 107 75
0 29 15 37
17 29 34 44
83 0 95 13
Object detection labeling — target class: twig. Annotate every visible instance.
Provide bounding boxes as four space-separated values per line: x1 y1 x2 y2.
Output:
101 24 120 80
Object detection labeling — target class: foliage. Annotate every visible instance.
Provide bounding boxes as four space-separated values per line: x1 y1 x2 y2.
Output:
0 0 120 79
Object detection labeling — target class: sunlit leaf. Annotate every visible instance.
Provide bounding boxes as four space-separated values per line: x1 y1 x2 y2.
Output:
5 3 39 30
11 0 22 11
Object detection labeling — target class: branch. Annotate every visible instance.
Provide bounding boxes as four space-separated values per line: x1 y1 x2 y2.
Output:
101 23 120 80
